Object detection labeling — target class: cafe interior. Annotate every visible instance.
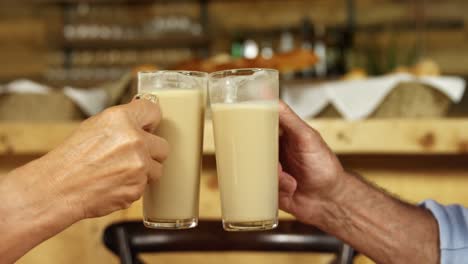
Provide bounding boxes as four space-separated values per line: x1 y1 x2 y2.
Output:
1 0 468 263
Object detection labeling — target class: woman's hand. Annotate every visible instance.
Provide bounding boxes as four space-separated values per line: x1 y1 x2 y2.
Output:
0 98 169 263
44 98 170 219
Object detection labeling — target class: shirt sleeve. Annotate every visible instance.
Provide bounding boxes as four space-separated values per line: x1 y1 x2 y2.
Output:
421 199 468 264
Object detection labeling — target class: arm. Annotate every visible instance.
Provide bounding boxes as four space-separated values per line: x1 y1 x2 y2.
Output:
0 98 169 263
0 158 80 263
277 101 439 264
315 172 439 263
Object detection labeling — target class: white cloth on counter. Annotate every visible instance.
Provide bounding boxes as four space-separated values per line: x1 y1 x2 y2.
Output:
63 86 108 116
282 73 466 120
0 79 108 116
1 79 50 94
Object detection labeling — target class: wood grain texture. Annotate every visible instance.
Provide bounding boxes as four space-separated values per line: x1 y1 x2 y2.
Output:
2 119 468 155
9 153 468 264
310 119 468 154
0 122 79 155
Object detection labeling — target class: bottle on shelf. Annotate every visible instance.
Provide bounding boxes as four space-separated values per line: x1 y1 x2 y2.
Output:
279 28 294 53
243 39 259 59
300 16 315 78
231 34 245 59
279 28 295 79
314 24 327 78
326 27 349 77
260 39 274 60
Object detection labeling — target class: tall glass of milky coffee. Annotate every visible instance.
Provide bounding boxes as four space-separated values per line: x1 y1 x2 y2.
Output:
139 71 206 229
209 68 279 231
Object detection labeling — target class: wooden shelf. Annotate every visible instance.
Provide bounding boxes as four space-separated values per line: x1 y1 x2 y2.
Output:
310 119 468 155
36 0 277 4
61 36 209 50
37 0 201 5
1 119 468 155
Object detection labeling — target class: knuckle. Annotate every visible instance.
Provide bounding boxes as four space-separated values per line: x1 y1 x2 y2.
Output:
102 106 120 116
153 164 164 180
130 158 148 174
102 106 128 121
279 101 289 113
156 163 164 176
158 164 164 177
127 136 145 149
127 190 142 202
120 129 145 148
159 138 170 160
135 183 147 194
146 163 163 183
301 129 320 142
120 200 132 210
118 192 137 209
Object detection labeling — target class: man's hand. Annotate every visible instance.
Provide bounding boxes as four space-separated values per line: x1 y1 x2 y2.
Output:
278 101 348 226
277 101 439 264
0 98 169 263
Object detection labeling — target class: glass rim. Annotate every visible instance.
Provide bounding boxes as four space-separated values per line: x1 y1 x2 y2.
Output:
138 70 208 78
209 68 278 79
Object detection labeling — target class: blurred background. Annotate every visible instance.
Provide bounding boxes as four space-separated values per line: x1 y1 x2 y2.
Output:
1 0 468 119
1 0 468 264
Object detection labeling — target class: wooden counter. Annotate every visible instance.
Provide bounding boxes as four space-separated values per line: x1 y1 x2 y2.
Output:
2 119 468 264
2 119 468 155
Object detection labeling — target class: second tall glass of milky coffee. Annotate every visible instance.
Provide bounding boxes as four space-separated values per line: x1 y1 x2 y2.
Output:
209 69 279 231
139 71 206 229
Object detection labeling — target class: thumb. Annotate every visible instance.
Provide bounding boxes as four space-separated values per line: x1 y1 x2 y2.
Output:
279 100 312 136
279 100 324 146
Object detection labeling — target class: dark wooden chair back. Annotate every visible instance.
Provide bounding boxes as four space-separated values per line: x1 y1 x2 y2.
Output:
103 220 355 264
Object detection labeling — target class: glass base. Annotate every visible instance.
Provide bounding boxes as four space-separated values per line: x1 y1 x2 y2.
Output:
222 219 278 232
143 217 198 230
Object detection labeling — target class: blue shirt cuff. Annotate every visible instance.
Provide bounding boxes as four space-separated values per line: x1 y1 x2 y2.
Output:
421 199 468 263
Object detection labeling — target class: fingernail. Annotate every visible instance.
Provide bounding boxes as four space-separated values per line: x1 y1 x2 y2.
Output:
134 93 158 104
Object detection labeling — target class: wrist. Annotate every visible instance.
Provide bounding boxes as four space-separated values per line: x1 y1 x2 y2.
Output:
3 155 82 228
0 158 83 262
310 171 440 264
310 170 362 230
